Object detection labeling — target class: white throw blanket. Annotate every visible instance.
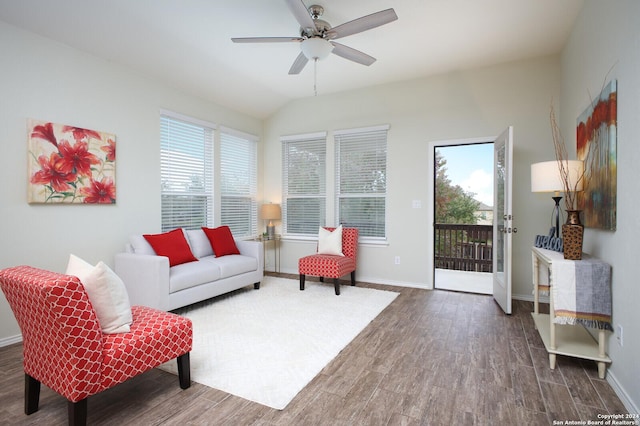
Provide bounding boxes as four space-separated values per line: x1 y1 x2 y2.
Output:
551 254 612 330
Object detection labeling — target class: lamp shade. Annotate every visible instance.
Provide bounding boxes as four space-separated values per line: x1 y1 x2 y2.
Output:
301 38 333 60
531 160 584 193
261 204 281 220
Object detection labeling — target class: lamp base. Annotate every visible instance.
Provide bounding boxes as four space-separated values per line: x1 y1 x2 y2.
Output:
267 225 275 238
552 196 563 238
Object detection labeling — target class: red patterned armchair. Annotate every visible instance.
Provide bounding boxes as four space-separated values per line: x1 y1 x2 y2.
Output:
299 227 359 295
0 266 193 426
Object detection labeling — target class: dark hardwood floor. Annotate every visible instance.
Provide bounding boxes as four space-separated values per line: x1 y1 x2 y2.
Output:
0 276 628 425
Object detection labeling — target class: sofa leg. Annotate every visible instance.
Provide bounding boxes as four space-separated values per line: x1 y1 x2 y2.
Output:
254 282 260 290
319 276 324 282
25 374 40 415
334 278 340 295
68 398 87 426
299 274 305 290
351 271 356 286
177 353 191 389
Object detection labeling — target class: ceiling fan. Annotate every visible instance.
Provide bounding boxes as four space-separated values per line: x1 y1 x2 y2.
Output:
231 0 398 75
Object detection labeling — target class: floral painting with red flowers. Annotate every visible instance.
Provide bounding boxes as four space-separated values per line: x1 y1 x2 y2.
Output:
576 79 617 230
27 119 116 204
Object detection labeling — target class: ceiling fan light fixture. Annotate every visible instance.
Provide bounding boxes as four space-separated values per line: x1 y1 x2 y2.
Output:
300 37 333 60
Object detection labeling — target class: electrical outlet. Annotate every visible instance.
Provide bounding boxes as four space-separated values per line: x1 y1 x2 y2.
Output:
616 324 623 346
394 256 400 265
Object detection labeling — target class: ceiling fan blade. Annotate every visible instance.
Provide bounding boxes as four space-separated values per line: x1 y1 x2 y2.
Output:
232 36 303 43
284 0 316 31
288 52 309 75
330 42 376 66
328 8 398 40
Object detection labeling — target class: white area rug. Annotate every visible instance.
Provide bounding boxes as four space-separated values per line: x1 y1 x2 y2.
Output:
160 276 398 409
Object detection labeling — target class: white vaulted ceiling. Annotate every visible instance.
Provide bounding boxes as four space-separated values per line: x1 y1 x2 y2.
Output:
0 0 584 118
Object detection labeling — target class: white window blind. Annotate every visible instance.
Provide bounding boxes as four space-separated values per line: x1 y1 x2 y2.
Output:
335 125 388 239
220 128 258 238
282 133 327 236
160 113 214 232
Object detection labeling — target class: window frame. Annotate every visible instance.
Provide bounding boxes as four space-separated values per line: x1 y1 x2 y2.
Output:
281 132 327 238
220 126 258 238
160 110 215 233
334 125 389 242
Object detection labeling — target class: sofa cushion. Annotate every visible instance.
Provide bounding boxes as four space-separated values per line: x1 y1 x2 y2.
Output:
202 226 240 257
169 260 222 293
129 234 156 255
144 229 198 267
201 254 258 279
185 229 214 258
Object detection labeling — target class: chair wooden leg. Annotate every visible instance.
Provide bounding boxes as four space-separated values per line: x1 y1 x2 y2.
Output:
351 270 356 286
334 278 340 295
254 282 260 289
68 398 87 426
25 374 40 415
177 353 191 389
299 274 305 290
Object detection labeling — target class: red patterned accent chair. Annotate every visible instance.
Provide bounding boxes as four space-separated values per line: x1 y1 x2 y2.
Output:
0 265 193 426
299 227 359 295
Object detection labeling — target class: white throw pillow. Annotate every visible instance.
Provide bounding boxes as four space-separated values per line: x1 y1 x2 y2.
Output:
185 229 214 258
66 254 133 334
317 225 344 256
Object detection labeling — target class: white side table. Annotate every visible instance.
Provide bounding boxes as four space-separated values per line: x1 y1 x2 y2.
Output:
531 246 611 378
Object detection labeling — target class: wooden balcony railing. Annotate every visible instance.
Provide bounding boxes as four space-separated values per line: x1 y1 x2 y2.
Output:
434 224 493 273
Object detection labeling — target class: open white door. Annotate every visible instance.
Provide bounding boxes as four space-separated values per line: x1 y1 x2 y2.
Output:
493 127 514 314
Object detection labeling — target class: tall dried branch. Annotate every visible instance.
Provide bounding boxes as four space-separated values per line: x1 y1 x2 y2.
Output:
550 102 587 211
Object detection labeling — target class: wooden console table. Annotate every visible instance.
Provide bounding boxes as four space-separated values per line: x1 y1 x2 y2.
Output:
531 246 612 378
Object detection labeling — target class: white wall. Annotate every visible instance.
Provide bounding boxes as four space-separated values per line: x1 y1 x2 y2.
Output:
264 56 562 296
559 0 640 413
0 22 262 342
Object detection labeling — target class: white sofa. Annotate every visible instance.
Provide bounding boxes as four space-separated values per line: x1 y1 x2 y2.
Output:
115 229 263 311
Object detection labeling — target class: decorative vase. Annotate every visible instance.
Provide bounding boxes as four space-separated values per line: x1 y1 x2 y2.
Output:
562 210 584 260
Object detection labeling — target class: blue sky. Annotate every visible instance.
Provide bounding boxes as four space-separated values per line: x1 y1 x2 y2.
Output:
436 143 494 206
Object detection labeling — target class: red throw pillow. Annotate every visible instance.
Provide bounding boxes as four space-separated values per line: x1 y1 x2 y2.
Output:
143 229 198 267
202 226 240 257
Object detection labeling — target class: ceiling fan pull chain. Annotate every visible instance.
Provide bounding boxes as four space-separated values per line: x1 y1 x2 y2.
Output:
313 58 318 96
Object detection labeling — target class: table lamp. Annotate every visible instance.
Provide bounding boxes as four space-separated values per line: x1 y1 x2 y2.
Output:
261 203 281 238
531 160 584 238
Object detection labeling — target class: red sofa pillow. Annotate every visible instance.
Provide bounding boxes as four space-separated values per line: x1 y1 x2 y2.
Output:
202 226 240 257
143 229 198 267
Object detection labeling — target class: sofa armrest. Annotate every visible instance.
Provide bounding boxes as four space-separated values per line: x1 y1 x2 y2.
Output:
114 253 171 311
236 239 264 272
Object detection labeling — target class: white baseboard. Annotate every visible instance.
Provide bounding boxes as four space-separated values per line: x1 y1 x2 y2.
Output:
277 267 431 289
0 334 22 347
513 292 550 304
607 370 640 414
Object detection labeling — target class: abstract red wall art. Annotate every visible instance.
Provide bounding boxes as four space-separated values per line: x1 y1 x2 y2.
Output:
576 80 617 230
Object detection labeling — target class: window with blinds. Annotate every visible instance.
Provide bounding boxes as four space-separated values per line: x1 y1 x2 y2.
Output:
160 113 214 232
220 128 258 238
335 125 389 239
282 133 327 236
